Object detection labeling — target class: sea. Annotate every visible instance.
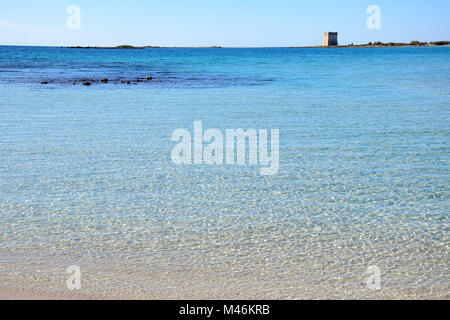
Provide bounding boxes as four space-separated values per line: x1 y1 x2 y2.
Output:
0 46 448 298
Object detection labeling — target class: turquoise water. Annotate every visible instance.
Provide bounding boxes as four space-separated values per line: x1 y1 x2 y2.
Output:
0 46 448 299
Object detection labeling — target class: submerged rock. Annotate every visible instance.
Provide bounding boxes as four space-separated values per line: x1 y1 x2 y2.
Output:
40 76 159 87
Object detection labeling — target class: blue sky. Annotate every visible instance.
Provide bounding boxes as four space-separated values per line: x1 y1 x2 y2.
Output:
0 0 448 46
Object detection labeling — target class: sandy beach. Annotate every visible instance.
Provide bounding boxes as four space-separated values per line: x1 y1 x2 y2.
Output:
0 286 105 300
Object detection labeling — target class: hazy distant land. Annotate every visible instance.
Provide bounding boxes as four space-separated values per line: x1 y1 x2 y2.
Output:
67 41 450 49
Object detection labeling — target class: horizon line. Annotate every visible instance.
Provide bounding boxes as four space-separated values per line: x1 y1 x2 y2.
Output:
1 41 449 49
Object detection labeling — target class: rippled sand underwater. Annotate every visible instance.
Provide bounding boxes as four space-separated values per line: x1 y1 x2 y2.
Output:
0 47 449 299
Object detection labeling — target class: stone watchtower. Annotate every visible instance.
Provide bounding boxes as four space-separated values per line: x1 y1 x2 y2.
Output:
322 32 338 46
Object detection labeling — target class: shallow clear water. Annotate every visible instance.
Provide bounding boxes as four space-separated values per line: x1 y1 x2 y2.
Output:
0 46 448 299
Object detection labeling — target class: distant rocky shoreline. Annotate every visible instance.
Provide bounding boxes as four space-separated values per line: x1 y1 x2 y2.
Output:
66 41 450 49
67 45 222 49
297 41 450 48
